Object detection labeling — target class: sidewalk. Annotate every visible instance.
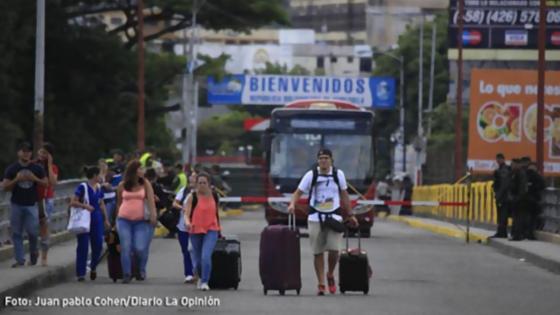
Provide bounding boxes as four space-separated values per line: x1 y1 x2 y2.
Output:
0 209 248 308
387 215 560 274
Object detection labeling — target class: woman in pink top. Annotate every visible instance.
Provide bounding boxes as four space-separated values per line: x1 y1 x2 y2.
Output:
184 173 220 291
115 160 157 283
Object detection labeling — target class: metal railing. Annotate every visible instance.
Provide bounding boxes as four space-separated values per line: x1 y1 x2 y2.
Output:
413 181 560 234
0 179 82 246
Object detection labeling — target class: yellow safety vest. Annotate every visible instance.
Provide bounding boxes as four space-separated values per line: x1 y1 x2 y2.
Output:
140 152 152 168
175 172 188 193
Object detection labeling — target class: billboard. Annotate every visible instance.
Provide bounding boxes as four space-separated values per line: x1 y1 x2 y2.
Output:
448 0 560 49
207 75 396 109
468 69 560 175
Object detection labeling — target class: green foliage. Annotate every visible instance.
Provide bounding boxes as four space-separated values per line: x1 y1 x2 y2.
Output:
0 0 289 176
257 62 310 75
66 0 289 48
372 13 449 141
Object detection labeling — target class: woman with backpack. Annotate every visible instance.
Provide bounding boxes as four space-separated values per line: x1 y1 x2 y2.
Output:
115 160 157 283
184 172 220 291
69 166 111 281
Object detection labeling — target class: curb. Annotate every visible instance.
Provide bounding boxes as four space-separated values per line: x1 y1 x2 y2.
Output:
387 216 489 244
487 239 560 275
224 209 244 217
0 231 74 262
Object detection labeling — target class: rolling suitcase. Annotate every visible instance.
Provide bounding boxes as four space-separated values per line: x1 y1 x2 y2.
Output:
105 229 138 282
339 231 371 295
209 236 242 290
259 214 301 296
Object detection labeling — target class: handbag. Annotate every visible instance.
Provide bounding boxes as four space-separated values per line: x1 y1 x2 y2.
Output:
143 201 151 221
323 215 346 233
67 183 91 234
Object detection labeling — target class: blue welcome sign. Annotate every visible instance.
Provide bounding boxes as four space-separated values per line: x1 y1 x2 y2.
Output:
207 74 396 109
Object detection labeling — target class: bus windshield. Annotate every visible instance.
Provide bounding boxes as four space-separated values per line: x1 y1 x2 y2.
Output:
270 133 372 180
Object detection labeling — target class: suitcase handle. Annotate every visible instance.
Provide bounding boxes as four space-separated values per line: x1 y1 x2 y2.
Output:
345 227 361 251
288 213 296 231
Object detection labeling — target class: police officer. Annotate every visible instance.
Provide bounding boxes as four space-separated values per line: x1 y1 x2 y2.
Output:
510 158 529 241
491 153 511 238
526 162 545 240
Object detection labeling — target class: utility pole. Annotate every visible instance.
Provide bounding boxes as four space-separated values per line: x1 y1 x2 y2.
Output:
182 0 201 164
33 0 45 151
137 0 145 152
418 15 424 137
427 23 437 137
537 0 547 174
455 0 464 180
399 55 406 173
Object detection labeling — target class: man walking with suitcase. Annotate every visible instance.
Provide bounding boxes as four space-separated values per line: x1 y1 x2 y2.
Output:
288 148 357 295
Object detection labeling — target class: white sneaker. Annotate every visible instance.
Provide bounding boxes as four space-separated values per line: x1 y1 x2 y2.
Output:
200 283 210 291
184 275 194 283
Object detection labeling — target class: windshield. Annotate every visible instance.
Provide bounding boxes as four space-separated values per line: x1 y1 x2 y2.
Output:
270 133 372 180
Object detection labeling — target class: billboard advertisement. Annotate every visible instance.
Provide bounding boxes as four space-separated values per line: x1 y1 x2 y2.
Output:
448 0 560 49
468 69 560 174
207 74 396 109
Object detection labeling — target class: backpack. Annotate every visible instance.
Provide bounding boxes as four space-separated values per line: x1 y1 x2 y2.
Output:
308 166 342 206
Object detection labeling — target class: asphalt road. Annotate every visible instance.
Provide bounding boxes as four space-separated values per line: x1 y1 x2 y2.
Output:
2 210 560 315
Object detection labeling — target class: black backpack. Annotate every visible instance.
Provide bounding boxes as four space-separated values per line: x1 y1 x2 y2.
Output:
308 166 342 205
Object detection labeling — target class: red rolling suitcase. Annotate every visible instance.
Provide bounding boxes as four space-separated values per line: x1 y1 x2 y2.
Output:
259 214 301 295
339 232 371 295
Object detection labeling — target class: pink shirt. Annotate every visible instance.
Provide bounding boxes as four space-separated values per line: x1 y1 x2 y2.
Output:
118 187 145 221
190 194 220 234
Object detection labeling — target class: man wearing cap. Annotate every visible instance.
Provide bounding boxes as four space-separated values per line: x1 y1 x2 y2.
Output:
492 153 511 238
1 142 47 267
288 148 358 295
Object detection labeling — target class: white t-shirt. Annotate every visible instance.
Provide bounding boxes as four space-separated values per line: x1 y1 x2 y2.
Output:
175 187 191 232
297 167 347 222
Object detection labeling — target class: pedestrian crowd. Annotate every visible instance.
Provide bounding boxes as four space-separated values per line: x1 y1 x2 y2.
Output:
1 142 231 291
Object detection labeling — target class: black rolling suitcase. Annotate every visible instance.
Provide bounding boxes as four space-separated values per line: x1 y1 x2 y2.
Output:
339 231 371 295
105 229 138 282
209 237 242 290
259 214 301 296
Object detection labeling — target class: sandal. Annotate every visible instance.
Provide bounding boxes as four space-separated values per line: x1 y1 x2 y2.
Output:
327 275 336 294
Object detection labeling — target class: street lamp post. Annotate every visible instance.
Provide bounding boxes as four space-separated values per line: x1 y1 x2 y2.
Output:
374 51 406 173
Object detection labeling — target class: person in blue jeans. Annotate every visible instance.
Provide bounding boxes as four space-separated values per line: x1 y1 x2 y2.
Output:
184 173 221 291
1 142 47 268
69 166 111 281
115 160 157 283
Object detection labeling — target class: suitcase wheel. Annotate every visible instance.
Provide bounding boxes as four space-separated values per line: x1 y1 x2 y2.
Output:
363 290 369 295
279 290 285 296
112 278 117 283
234 284 238 290
263 288 268 295
341 290 345 294
296 289 300 295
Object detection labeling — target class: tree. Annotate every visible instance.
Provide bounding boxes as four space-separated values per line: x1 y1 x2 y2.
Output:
372 13 450 178
0 0 289 176
63 0 290 49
